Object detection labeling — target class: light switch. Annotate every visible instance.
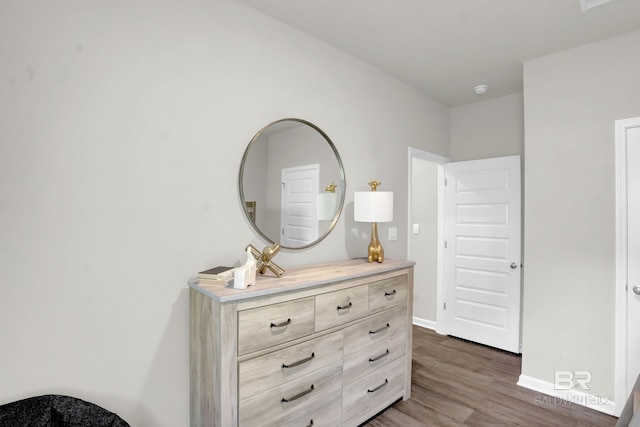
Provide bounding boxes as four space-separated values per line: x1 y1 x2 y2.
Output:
388 227 397 241
413 223 420 234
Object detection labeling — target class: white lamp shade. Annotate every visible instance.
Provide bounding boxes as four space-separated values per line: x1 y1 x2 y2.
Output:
317 192 337 220
354 191 393 223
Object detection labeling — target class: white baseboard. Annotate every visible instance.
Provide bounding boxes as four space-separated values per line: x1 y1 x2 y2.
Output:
412 316 436 330
517 374 617 416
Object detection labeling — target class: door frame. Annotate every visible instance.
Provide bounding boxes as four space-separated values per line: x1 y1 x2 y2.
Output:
407 147 449 333
615 117 640 416
407 149 522 337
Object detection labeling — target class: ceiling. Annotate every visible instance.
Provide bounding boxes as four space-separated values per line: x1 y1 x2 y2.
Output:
236 0 640 107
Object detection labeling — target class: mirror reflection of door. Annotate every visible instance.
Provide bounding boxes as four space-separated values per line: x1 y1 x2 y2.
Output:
280 164 319 247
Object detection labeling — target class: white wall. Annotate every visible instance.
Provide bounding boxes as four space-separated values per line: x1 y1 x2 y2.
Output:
450 92 524 162
522 29 640 401
0 0 449 425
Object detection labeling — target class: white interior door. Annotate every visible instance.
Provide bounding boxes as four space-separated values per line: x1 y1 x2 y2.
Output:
626 126 640 398
280 164 319 247
444 155 521 353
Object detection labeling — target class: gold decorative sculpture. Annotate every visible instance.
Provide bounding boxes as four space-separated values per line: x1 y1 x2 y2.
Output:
247 243 285 277
324 182 337 192
368 180 380 191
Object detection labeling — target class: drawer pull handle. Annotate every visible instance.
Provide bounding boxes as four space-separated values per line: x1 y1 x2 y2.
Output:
270 318 292 328
368 349 390 362
369 323 390 335
282 352 315 369
384 289 397 296
281 384 314 403
336 302 353 311
367 379 388 393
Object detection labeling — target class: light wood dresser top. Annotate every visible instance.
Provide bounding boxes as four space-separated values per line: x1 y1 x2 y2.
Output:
190 258 415 303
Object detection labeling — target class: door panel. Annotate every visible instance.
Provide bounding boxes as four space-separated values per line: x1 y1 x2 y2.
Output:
444 155 521 353
627 126 640 397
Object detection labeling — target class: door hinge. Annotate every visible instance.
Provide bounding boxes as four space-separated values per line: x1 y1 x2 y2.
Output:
445 178 448 186
444 302 447 310
444 241 448 249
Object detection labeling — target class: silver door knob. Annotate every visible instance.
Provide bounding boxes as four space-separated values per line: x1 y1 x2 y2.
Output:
510 262 518 270
633 284 640 295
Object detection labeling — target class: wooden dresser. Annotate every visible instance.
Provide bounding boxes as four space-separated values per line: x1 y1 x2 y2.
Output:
189 258 415 427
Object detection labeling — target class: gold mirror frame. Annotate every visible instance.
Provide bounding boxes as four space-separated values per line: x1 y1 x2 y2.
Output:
239 118 345 250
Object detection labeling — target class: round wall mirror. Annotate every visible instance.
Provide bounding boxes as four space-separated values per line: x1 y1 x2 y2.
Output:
239 118 345 249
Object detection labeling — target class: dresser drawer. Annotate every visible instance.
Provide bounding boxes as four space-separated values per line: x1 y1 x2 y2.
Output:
342 332 405 385
259 404 342 427
315 285 369 332
342 355 406 423
239 361 342 427
239 331 344 401
238 297 315 355
343 305 407 356
368 275 408 314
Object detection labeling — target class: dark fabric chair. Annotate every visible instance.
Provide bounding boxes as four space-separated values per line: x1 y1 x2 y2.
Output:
0 394 129 427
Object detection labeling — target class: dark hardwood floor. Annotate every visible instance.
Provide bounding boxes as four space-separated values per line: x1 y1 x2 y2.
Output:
364 326 617 426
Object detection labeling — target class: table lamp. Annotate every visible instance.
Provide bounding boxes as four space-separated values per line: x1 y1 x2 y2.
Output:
354 180 393 263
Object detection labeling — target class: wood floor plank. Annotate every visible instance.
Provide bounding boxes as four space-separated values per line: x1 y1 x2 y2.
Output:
364 407 430 427
363 326 618 426
402 380 475 422
366 399 467 427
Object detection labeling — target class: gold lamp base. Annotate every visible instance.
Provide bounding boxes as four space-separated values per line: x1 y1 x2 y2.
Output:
367 222 384 263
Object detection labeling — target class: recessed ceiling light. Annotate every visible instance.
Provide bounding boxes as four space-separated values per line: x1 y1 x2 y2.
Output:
579 0 617 12
473 85 488 95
